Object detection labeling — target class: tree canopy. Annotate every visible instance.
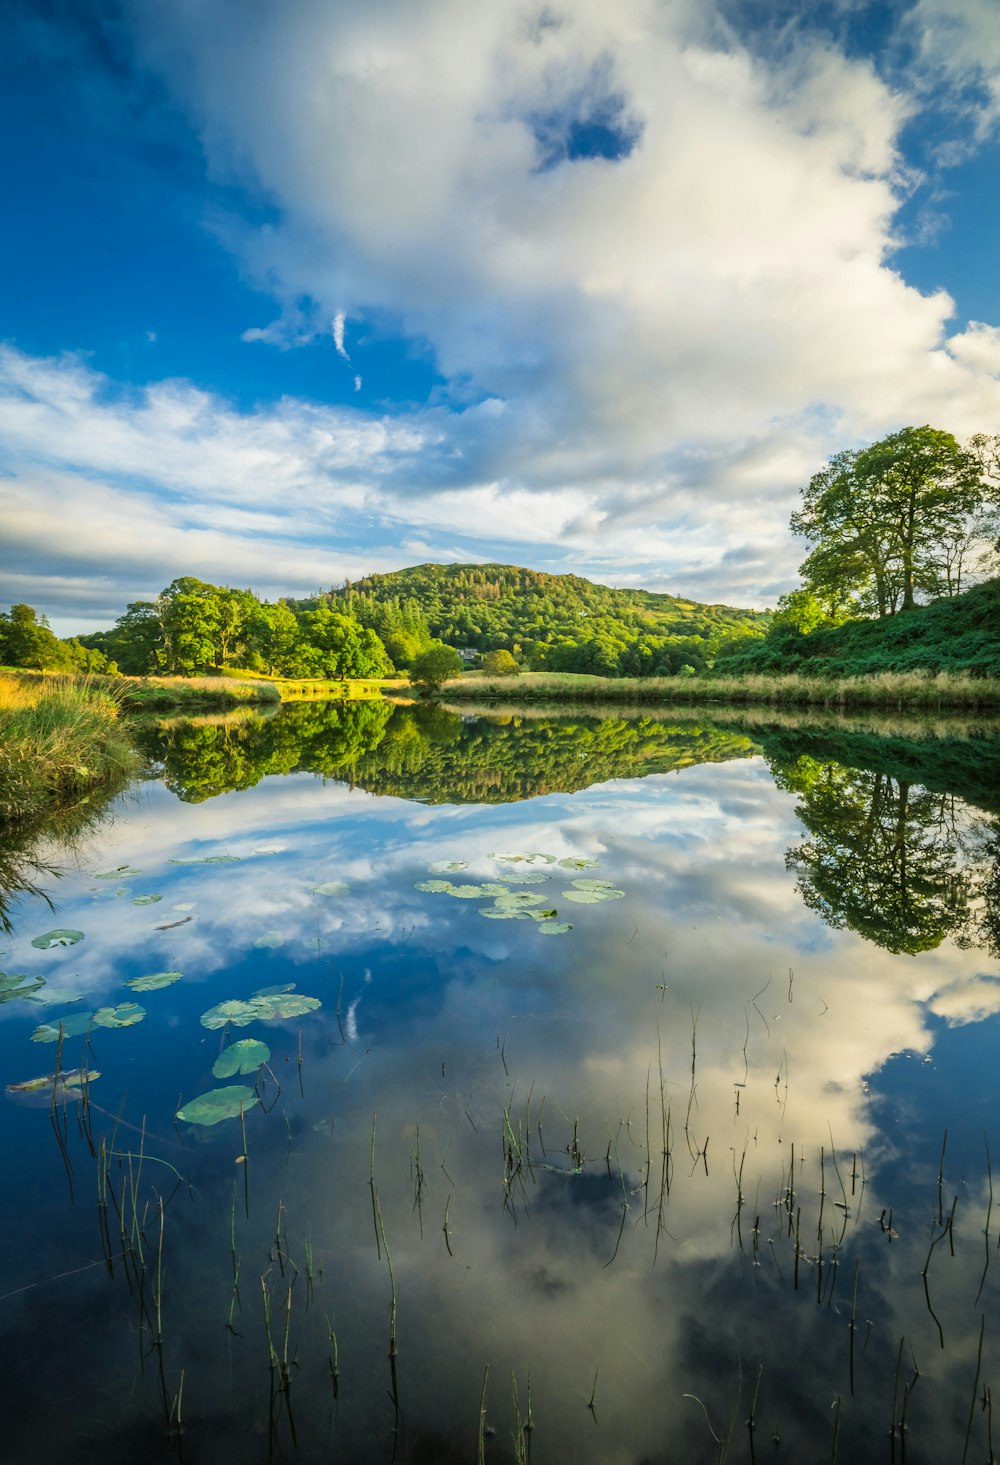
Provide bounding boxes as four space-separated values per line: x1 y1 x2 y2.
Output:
791 426 995 617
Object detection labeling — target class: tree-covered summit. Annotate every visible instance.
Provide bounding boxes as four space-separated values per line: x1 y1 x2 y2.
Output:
311 561 767 676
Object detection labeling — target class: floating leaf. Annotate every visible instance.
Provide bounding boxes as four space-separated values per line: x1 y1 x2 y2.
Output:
527 909 559 921
252 993 321 1020
154 916 193 930
131 894 163 907
428 859 468 875
201 991 321 1030
93 1002 145 1029
213 1039 271 1078
563 887 625 903
200 999 260 1030
94 865 141 880
125 971 182 993
478 906 533 920
173 902 196 912
489 852 556 865
252 844 286 855
494 891 547 909
416 879 454 893
538 922 573 935
24 986 86 1007
31 929 84 950
168 855 241 866
7 1069 100 1099
176 1085 259 1127
493 870 548 885
30 1012 96 1042
444 884 498 900
312 881 349 896
253 983 296 997
0 973 44 1003
254 931 285 949
558 857 599 870
571 878 616 890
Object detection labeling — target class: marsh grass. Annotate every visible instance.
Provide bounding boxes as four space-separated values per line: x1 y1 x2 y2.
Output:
440 668 1000 712
0 673 139 825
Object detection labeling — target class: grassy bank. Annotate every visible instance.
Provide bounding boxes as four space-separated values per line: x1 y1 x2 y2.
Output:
117 673 282 711
0 673 140 825
440 668 1000 712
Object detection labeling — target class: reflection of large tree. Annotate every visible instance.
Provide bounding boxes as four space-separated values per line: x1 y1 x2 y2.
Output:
775 757 974 954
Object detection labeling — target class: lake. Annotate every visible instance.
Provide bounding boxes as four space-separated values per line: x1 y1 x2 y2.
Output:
2 699 1000 1463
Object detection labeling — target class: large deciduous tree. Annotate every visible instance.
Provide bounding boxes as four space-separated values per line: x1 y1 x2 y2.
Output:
791 427 991 617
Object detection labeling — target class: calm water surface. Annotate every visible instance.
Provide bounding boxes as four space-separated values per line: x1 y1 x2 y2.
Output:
2 702 999 1463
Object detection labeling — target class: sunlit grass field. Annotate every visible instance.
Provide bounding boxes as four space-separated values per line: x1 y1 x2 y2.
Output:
441 668 1000 711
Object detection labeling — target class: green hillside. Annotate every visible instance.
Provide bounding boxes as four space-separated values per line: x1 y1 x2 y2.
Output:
309 561 767 676
717 576 1000 679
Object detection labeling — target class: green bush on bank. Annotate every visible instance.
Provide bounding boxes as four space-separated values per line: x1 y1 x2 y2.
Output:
0 674 141 825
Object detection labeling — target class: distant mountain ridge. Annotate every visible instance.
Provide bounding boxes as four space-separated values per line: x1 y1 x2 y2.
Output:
299 561 768 676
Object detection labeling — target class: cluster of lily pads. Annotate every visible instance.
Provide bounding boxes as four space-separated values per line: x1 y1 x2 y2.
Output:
5 912 325 1129
414 852 625 936
175 985 323 1126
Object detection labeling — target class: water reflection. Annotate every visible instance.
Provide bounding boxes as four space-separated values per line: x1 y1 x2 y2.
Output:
0 703 998 1461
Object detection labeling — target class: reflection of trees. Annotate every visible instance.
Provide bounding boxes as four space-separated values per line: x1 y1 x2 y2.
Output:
138 702 759 805
773 755 998 956
0 774 134 933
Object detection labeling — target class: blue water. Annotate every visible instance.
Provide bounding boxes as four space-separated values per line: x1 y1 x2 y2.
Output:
0 705 998 1463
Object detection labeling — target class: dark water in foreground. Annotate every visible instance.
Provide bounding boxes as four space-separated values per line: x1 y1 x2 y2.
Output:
2 701 1000 1463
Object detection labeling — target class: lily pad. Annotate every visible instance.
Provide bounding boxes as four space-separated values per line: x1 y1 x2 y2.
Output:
93 1002 145 1029
312 881 349 896
200 991 321 1030
444 884 498 900
558 857 599 870
527 909 559 921
571 878 617 890
478 906 534 920
168 855 241 866
213 1039 271 1078
252 844 286 855
94 865 141 880
200 999 260 1030
563 887 625 903
538 922 573 935
416 880 454 894
428 859 468 875
254 931 285 949
0 973 45 1003
176 1085 259 1127
495 870 548 885
31 929 84 950
253 983 296 997
24 986 86 1007
7 1068 100 1099
173 903 196 912
494 891 547 908
30 1011 96 1042
489 852 556 865
252 993 321 1020
124 971 182 993
131 894 162 906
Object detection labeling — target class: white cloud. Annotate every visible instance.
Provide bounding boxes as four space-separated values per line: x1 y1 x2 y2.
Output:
7 1 1000 626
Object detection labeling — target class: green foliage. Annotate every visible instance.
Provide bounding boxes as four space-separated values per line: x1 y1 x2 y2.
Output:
316 562 766 677
718 576 1000 680
481 649 520 675
409 644 465 696
792 426 993 618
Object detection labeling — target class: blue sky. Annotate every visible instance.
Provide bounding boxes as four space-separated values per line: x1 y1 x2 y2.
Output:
3 0 1000 634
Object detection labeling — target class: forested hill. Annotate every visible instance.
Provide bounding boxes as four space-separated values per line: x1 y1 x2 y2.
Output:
305 562 767 676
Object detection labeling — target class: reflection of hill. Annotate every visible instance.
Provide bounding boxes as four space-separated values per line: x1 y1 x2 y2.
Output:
136 701 761 805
